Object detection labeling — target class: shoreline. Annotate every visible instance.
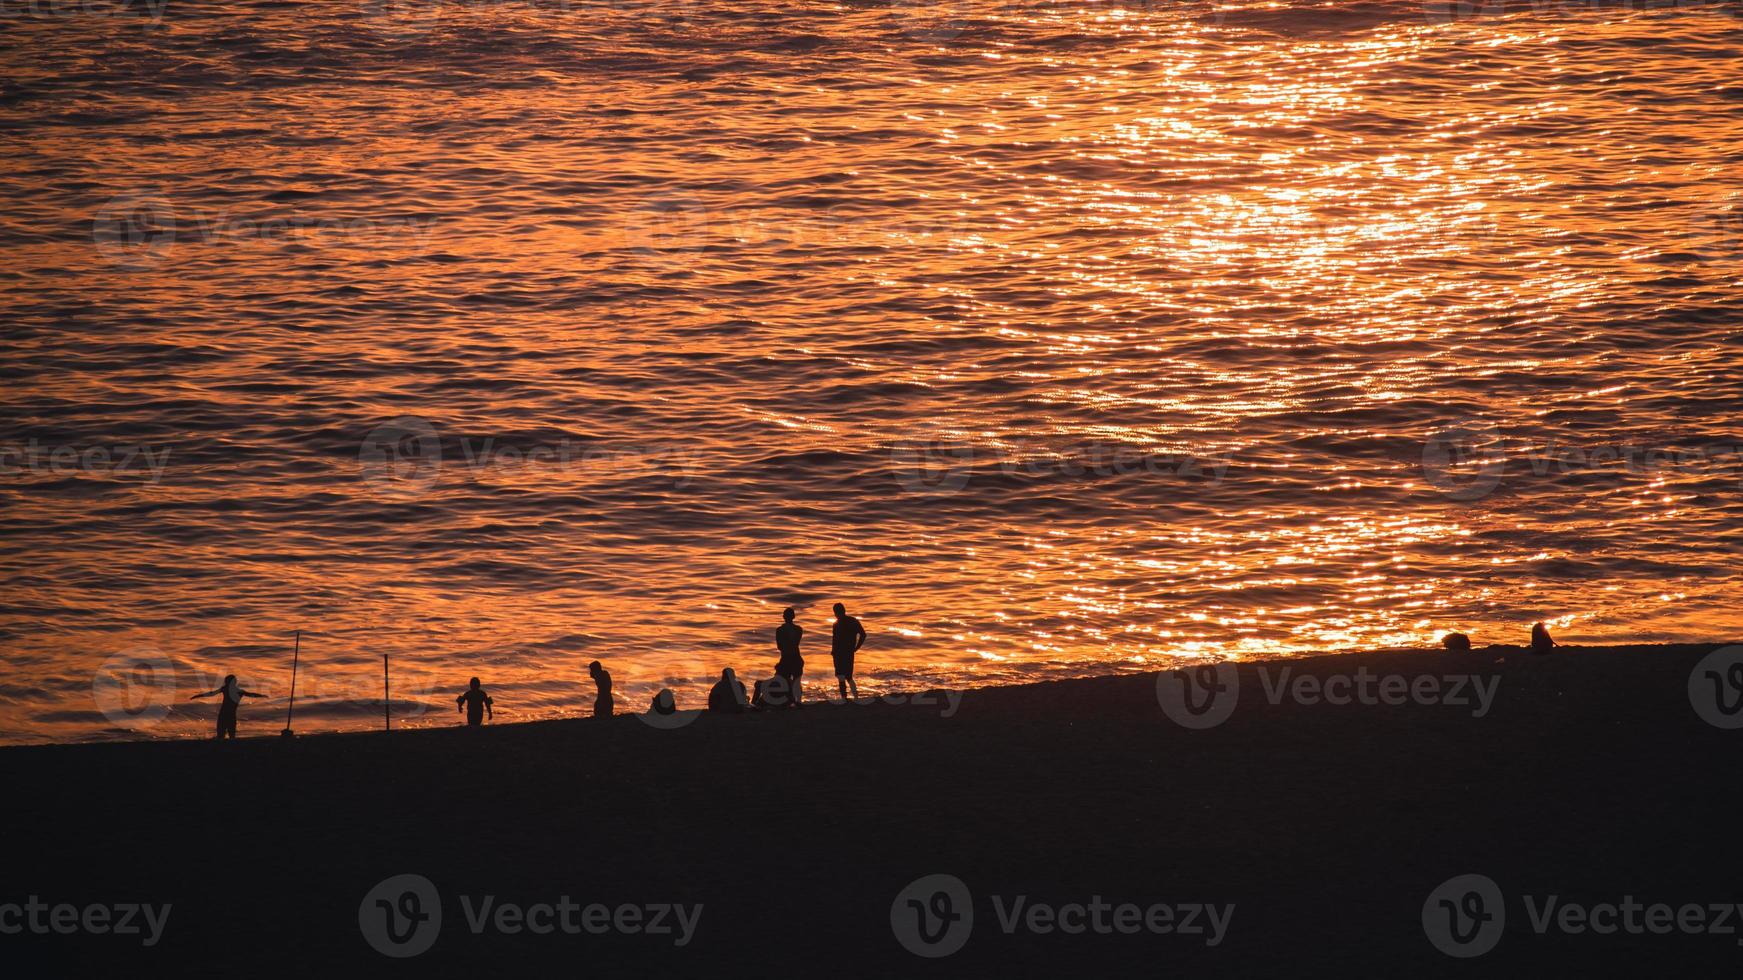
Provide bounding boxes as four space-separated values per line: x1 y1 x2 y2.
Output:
7 640 1740 975
19 639 1734 752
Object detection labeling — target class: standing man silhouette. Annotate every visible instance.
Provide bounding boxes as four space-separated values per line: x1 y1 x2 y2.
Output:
775 607 804 708
191 674 266 740
457 677 494 726
831 602 866 701
589 660 614 718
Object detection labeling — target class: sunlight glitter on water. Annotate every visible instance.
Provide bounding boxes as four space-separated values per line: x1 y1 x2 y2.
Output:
1 0 1741 742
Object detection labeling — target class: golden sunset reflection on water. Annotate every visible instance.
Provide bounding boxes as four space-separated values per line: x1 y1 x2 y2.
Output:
1 0 1740 741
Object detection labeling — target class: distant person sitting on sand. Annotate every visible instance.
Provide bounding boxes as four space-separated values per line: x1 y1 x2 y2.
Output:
831 602 866 700
1531 621 1557 655
190 674 266 740
1443 632 1472 654
650 688 677 715
589 660 614 718
708 668 749 713
774 607 804 708
456 677 494 726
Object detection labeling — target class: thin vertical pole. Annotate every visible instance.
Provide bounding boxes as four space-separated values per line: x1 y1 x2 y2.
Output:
282 630 301 736
383 654 391 732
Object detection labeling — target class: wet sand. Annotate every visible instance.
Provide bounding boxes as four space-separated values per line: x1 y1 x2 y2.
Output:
5 642 1739 975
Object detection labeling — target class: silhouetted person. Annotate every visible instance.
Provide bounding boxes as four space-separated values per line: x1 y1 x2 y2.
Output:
589 660 614 718
1443 632 1472 654
650 688 677 715
831 602 866 700
1531 621 1557 655
708 668 749 713
774 607 804 708
191 674 265 740
456 677 494 726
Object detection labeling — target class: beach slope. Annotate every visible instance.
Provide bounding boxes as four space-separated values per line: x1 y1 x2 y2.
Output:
4 643 1739 975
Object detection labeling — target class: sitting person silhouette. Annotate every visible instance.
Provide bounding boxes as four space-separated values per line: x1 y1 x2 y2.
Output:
456 677 494 726
774 607 804 708
589 660 614 718
1531 621 1557 655
1443 632 1472 654
191 674 266 740
831 602 867 701
708 668 749 713
650 688 677 715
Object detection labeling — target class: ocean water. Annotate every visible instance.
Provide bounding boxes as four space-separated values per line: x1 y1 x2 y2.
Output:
2 0 1741 743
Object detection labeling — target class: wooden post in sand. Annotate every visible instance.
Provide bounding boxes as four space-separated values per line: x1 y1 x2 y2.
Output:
281 630 301 738
383 654 391 732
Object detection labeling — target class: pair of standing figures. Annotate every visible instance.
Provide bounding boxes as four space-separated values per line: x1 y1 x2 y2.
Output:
771 602 866 708
587 602 868 717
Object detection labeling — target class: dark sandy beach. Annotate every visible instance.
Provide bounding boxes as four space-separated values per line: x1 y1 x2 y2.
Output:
5 642 1740 976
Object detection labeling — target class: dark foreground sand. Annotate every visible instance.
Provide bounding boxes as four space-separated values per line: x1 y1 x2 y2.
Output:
5 643 1740 976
